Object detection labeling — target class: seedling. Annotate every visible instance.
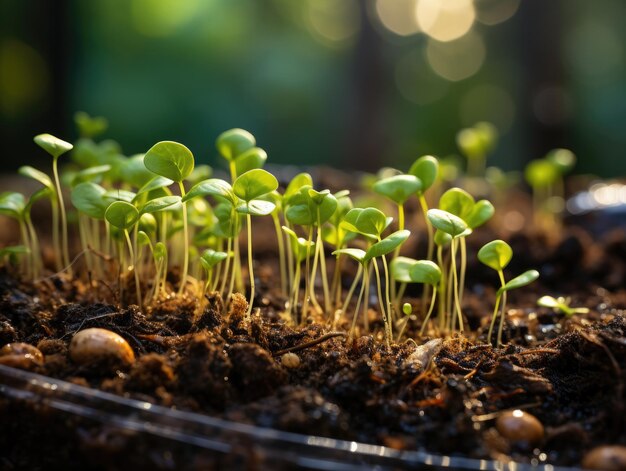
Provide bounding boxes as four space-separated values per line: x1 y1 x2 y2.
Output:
478 240 539 347
200 249 229 297
408 155 439 262
537 295 589 317
233 168 279 315
105 201 142 308
456 122 497 178
33 133 73 273
144 141 195 295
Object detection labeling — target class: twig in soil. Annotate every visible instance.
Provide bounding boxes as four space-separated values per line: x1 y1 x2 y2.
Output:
504 348 560 357
273 332 346 356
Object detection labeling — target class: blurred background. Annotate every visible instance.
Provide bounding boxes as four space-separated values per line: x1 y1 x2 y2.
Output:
1 0 625 177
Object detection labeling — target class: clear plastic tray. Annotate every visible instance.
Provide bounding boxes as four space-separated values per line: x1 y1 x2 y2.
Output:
0 364 575 470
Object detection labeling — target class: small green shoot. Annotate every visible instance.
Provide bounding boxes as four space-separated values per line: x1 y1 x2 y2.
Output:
537 295 589 317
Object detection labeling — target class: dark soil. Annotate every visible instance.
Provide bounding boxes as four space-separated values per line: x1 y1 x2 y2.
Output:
1 204 626 469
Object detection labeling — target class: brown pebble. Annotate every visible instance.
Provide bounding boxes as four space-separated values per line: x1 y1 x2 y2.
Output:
281 352 301 369
69 328 135 367
582 445 626 470
496 410 544 445
0 342 44 370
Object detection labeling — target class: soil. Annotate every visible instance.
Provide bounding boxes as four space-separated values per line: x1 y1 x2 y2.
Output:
1 187 626 469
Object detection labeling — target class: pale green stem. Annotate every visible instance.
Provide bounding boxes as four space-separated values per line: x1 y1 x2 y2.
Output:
380 253 394 337
219 237 233 297
459 237 467 306
124 229 142 310
418 288 438 336
450 238 464 332
347 264 366 343
25 214 42 278
51 195 61 271
316 219 331 314
302 226 314 318
340 263 363 323
52 157 71 273
362 261 371 333
245 213 255 317
177 181 189 296
18 218 31 277
437 245 447 332
372 258 391 348
419 194 434 316
272 213 287 298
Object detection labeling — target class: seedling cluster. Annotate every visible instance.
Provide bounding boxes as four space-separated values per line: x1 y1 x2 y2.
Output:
0 114 564 347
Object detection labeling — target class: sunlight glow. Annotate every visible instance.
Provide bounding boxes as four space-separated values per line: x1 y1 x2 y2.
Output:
416 0 475 42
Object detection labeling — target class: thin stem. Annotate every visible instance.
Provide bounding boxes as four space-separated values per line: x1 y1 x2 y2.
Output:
220 237 233 296
51 194 61 271
362 262 371 333
497 290 508 347
380 253 393 337
18 219 31 277
450 238 464 332
340 263 363 321
25 214 42 278
272 213 287 298
487 270 506 345
459 237 467 306
372 258 390 348
52 157 71 273
419 288 438 336
302 226 314 318
316 220 331 314
419 194 434 318
347 264 366 343
177 181 189 296
245 213 254 317
437 245 447 332
124 229 142 310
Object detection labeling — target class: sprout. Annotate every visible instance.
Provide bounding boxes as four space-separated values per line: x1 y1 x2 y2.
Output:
537 295 589 317
144 141 195 295
33 133 73 273
478 240 539 347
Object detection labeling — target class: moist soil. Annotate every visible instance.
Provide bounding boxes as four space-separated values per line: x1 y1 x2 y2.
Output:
1 199 626 469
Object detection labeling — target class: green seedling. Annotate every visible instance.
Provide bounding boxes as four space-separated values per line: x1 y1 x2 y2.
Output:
34 133 73 273
233 168 279 316
105 201 142 308
75 111 108 139
216 128 257 182
282 226 316 321
0 245 29 267
525 148 576 229
144 141 195 295
285 185 337 316
537 295 589 317
408 155 439 262
478 240 539 347
200 249 229 297
456 122 497 178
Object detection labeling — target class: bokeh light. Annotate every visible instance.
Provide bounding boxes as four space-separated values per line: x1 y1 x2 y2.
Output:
474 0 520 26
374 0 420 36
416 0 475 42
425 31 486 81
395 48 449 105
306 0 360 46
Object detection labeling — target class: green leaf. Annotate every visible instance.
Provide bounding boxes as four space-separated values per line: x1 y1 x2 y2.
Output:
478 240 512 272
284 173 313 201
144 141 194 182
216 128 256 162
105 201 140 230
185 164 212 185
236 199 276 216
390 256 418 283
408 260 441 286
71 182 108 219
372 174 422 205
18 166 54 191
465 199 494 229
120 155 156 188
341 207 388 237
154 242 167 261
525 159 559 188
34 133 73 159
434 229 452 247
0 192 25 219
71 164 112 186
233 168 278 202
234 147 267 175
104 189 136 204
26 187 53 211
138 214 157 234
201 249 229 269
140 195 181 214
408 155 438 193
365 230 410 261
474 122 498 155
498 270 539 295
537 295 560 309
285 186 337 227
137 230 152 247
282 226 315 263
136 176 174 197
75 111 108 138
439 188 475 220
183 178 236 205
332 248 366 264
427 209 467 238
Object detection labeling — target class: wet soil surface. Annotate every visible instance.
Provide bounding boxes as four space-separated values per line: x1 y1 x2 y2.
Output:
0 224 625 469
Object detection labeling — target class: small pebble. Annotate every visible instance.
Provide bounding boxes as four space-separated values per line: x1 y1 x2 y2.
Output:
0 342 44 370
582 445 626 470
70 328 135 366
281 352 301 369
496 410 544 445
